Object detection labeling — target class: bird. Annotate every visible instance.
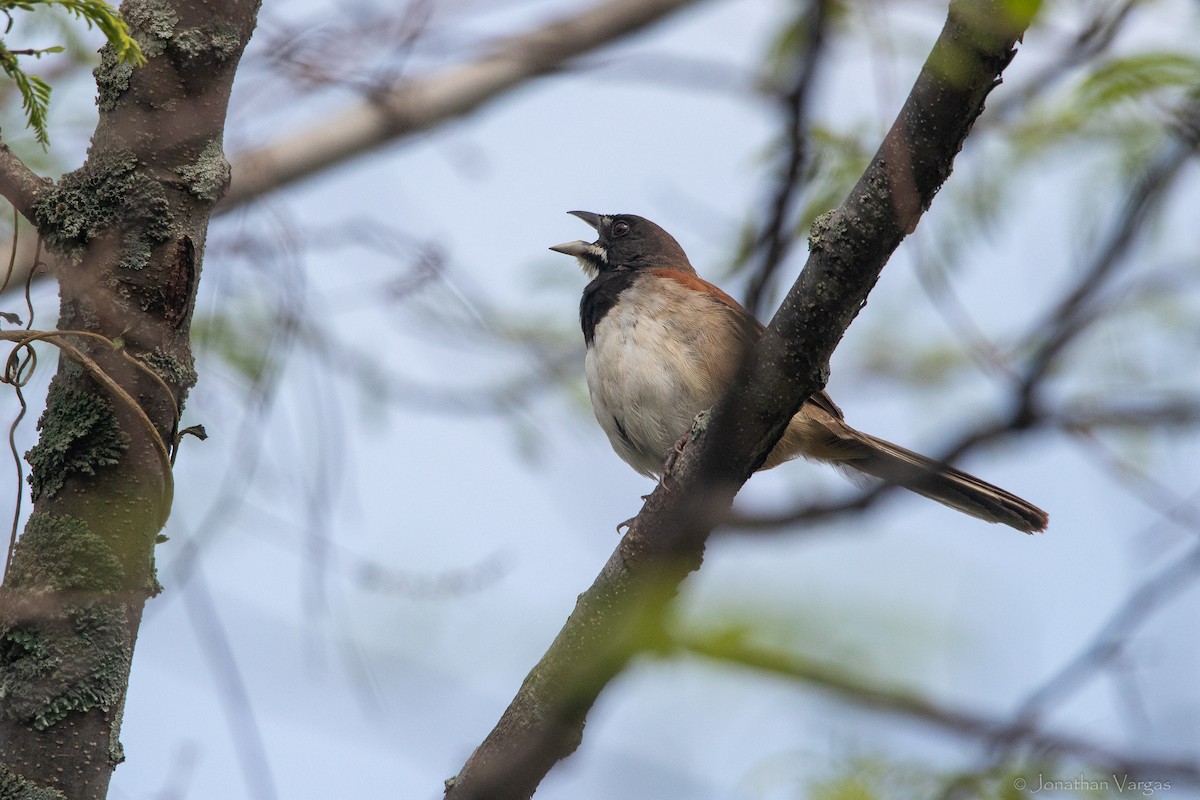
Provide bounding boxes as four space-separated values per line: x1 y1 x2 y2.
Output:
550 211 1048 534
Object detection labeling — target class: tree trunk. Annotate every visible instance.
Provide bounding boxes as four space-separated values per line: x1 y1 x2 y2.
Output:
0 2 261 798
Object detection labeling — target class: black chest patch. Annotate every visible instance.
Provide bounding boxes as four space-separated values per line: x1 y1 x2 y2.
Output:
580 268 638 346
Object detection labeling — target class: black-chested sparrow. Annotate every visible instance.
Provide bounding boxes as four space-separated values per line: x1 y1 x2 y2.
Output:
551 211 1048 533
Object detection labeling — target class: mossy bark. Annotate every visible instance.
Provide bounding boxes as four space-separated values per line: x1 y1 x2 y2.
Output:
0 2 261 798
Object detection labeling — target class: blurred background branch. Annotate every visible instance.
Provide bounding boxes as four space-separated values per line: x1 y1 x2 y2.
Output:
221 0 711 209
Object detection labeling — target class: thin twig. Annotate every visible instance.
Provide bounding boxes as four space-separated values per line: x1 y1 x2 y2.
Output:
743 0 831 317
3 244 39 580
2 205 17 295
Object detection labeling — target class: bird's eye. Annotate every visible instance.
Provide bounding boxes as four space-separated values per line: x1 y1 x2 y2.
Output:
612 220 630 237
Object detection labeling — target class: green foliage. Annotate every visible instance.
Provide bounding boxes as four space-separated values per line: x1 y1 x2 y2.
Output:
806 757 1056 800
795 125 872 235
807 756 946 800
1009 50 1200 174
762 0 848 87
1000 0 1043 25
725 125 871 286
3 1 142 62
0 0 144 147
1076 52 1200 110
0 42 56 146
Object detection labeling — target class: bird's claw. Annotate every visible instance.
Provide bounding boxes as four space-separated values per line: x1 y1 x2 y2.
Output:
662 409 709 481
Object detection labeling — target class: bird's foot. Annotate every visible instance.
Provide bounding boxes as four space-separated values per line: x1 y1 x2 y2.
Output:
663 409 710 479
664 410 708 478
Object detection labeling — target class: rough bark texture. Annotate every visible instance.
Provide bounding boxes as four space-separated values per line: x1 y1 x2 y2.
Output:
444 1 1039 798
0 2 261 798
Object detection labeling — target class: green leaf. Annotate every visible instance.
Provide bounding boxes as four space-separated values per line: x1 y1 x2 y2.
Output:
0 0 145 147
1077 52 1200 111
0 43 53 146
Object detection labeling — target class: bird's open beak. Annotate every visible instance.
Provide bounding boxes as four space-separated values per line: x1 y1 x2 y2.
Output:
550 210 604 257
566 210 602 230
549 240 591 257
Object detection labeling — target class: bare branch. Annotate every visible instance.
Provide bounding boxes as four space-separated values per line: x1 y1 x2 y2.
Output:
0 0 706 296
742 0 831 317
677 632 1200 786
222 0 708 209
445 3 1037 798
1053 400 1200 433
0 140 50 224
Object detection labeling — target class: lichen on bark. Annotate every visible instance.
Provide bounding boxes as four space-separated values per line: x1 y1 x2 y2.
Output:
0 604 132 730
175 140 230 202
25 384 129 502
31 149 173 263
0 766 68 800
122 0 178 55
94 47 135 112
140 346 197 388
0 512 131 729
4 513 124 593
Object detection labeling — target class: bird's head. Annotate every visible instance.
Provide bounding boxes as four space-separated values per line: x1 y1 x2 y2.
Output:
550 211 692 278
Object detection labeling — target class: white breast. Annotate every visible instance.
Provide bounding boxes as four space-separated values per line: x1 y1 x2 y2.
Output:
584 276 735 477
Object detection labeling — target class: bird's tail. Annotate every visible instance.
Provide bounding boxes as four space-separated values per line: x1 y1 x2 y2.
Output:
838 432 1048 533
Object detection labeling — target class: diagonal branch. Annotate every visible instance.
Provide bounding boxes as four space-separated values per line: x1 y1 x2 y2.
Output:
0 140 50 224
444 3 1038 798
221 0 709 209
